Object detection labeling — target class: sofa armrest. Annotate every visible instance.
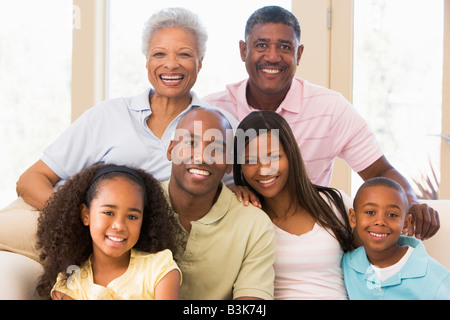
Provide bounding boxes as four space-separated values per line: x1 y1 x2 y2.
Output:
0 251 44 300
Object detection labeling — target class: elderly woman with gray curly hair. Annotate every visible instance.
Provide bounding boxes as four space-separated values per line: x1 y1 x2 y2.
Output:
1 7 237 264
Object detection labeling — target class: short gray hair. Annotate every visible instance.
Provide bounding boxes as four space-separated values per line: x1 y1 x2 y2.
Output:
141 7 208 58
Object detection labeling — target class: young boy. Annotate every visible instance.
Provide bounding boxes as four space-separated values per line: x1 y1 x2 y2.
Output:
342 177 449 300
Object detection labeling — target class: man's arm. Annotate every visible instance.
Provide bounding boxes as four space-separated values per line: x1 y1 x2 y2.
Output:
358 155 439 239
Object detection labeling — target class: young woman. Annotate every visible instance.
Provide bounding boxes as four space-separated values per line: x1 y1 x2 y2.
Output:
233 111 354 299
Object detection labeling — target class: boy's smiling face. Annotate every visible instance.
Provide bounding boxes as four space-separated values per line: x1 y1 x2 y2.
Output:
167 108 232 199
349 185 411 260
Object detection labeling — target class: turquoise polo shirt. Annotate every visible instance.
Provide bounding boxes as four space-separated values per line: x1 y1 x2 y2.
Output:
41 88 238 185
342 236 450 300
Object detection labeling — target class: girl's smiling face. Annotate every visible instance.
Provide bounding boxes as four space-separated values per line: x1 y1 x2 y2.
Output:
241 132 289 200
81 177 144 262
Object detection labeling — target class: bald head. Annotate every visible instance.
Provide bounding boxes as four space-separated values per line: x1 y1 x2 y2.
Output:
177 107 232 132
168 107 234 167
167 107 234 200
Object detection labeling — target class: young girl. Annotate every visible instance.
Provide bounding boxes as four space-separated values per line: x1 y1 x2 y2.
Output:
233 111 354 300
36 163 181 300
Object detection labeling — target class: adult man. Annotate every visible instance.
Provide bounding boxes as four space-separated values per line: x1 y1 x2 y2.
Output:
164 107 275 300
204 6 439 240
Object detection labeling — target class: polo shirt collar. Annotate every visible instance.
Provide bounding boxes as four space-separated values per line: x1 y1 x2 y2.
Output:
129 88 152 111
236 78 302 117
128 88 203 112
163 180 231 225
279 78 302 114
197 182 230 225
348 236 428 286
395 236 428 278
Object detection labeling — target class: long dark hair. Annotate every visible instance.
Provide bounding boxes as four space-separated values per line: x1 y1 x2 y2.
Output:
36 163 180 298
234 111 353 251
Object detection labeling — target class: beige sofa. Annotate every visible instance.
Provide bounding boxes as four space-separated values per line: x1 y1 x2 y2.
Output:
0 200 448 300
420 200 450 270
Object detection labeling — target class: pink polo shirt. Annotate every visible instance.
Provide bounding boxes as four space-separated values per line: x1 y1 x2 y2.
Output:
203 77 383 186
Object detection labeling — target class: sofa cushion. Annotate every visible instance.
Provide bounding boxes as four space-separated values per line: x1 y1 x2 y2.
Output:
421 200 450 270
0 251 44 300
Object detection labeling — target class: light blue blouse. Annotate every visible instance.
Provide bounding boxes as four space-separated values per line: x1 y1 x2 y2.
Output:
42 88 238 185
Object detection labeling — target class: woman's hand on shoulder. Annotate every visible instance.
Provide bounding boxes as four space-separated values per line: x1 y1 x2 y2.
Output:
228 185 261 208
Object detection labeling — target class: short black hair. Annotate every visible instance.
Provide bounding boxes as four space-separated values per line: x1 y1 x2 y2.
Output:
244 6 301 42
353 177 409 210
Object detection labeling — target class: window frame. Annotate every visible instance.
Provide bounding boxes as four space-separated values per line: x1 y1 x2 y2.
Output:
292 0 450 198
72 0 108 122
71 0 450 198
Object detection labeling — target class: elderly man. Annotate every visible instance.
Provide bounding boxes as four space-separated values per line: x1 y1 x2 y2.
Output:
204 5 439 240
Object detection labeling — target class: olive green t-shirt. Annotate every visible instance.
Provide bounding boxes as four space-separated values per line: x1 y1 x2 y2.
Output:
162 181 275 300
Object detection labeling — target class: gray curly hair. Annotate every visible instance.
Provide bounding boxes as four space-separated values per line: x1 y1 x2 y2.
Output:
141 7 208 58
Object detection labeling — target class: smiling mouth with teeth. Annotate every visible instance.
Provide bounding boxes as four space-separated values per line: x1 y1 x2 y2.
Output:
369 232 389 239
188 168 210 176
106 235 126 242
160 74 184 83
258 176 277 184
262 69 281 74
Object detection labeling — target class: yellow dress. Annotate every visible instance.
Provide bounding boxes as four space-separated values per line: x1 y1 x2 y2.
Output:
51 249 181 300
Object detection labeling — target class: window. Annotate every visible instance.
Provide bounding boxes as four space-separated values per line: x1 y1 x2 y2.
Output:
107 0 291 99
0 1 72 207
352 0 444 199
